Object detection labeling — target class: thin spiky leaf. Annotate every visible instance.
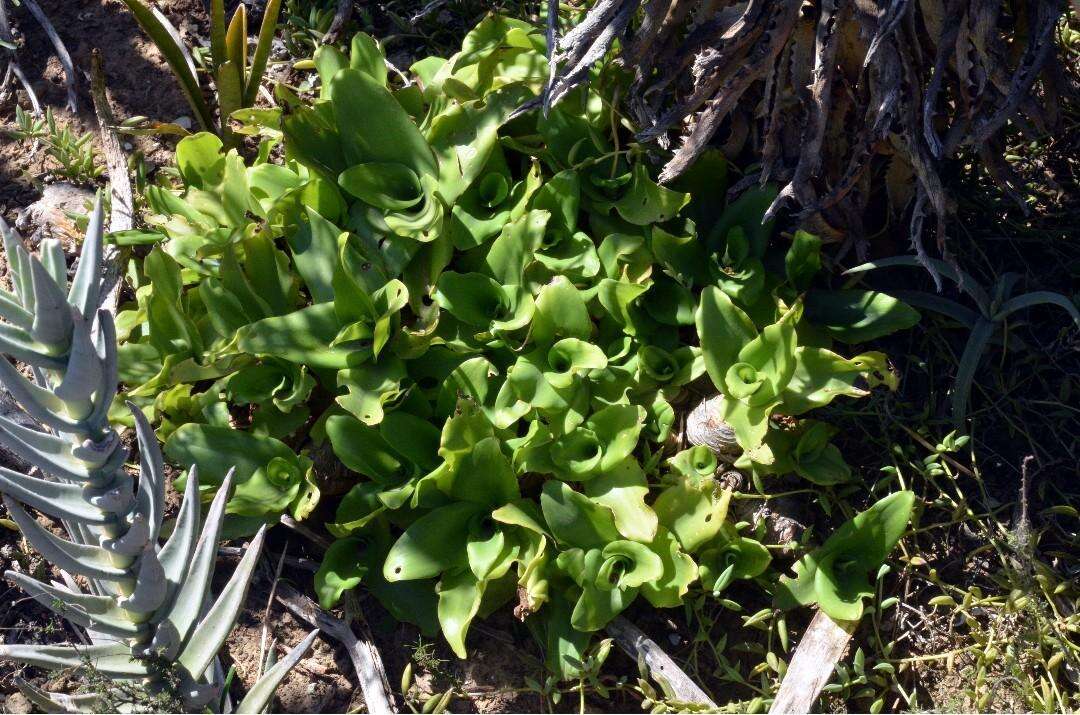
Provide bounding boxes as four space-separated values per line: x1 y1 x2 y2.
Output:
3 496 128 581
28 255 73 347
67 193 104 319
209 0 227 68
86 309 119 427
0 466 111 522
236 629 318 714
117 0 214 130
116 542 168 614
39 238 67 292
53 315 105 414
129 402 166 543
0 644 149 676
995 290 1080 327
0 288 34 328
844 257 991 315
5 571 148 638
0 358 85 432
951 318 996 422
150 469 235 658
177 525 267 677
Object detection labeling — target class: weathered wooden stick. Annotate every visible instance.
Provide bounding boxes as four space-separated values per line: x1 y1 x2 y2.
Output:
274 580 398 714
88 49 131 314
605 616 717 708
275 514 397 714
769 610 857 714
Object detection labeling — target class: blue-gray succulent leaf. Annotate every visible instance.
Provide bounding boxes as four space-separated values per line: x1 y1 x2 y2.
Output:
177 525 267 678
0 466 111 523
0 322 67 370
4 570 148 638
53 313 103 416
115 542 168 615
158 464 201 605
86 309 120 429
68 193 105 320
2 496 128 582
0 413 113 481
15 677 100 714
0 644 148 677
28 256 74 349
39 238 67 290
0 289 34 329
237 630 319 714
151 468 235 659
0 218 34 309
129 402 166 544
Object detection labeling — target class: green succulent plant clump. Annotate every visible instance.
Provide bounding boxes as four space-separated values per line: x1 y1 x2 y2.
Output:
0 201 314 712
107 16 921 677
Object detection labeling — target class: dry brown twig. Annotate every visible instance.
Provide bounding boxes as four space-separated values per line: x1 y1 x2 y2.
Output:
545 0 1065 267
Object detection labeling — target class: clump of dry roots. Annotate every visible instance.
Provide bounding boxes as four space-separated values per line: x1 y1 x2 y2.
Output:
544 0 1069 272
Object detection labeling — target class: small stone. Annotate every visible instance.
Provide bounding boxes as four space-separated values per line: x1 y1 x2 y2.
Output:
173 116 193 130
4 691 33 714
123 142 134 151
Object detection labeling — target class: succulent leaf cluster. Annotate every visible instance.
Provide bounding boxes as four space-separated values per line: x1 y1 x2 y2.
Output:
0 202 313 712
108 17 919 677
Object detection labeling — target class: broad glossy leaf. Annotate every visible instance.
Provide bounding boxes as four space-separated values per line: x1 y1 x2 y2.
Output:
615 163 689 225
314 536 370 608
237 303 355 368
804 289 921 343
330 69 437 176
696 286 758 392
639 526 698 607
384 502 485 581
437 568 486 658
583 460 656 544
540 481 620 550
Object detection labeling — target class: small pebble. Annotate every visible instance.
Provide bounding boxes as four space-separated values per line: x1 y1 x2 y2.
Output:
174 116 193 130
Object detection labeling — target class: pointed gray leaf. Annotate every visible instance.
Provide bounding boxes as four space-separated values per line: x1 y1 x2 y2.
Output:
129 402 165 544
39 238 67 290
236 630 319 714
14 677 71 713
0 288 34 329
16 677 104 713
178 525 268 678
0 413 115 481
0 466 110 523
100 510 151 558
29 254 74 348
68 193 104 319
86 309 119 428
5 570 147 638
53 313 103 414
158 465 201 602
0 322 66 369
0 359 82 433
151 469 235 659
0 218 34 309
116 542 168 615
0 643 148 676
3 496 129 582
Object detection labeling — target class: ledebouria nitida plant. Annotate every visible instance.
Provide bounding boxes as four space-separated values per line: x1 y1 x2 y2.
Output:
0 196 314 712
